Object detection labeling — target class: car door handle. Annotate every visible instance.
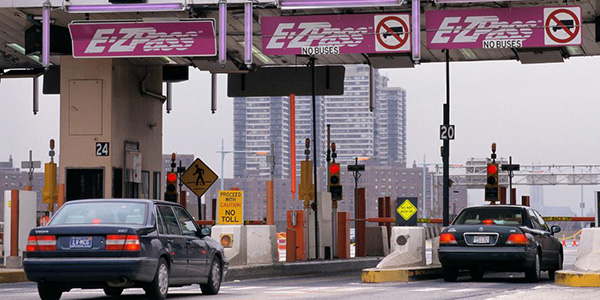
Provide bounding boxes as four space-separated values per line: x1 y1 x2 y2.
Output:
166 238 174 244
186 240 193 245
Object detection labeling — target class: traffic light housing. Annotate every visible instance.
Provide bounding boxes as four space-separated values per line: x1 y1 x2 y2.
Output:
328 162 342 200
165 172 178 202
485 162 499 201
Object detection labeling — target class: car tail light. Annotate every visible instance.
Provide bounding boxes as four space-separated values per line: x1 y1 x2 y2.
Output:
27 235 57 252
439 233 457 245
506 233 528 245
106 235 141 251
482 219 494 225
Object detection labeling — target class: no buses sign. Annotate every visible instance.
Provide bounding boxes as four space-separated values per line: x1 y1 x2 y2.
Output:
217 190 244 225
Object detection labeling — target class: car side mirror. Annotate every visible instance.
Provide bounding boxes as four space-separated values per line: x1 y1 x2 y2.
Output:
551 225 561 234
200 227 211 237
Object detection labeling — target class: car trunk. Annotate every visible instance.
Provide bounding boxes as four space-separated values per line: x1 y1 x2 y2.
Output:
27 225 143 258
447 225 524 247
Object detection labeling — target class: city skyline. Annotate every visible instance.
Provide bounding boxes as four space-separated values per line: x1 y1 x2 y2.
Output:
2 58 600 215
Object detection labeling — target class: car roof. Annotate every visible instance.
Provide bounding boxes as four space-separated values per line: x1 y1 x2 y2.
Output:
62 199 181 207
463 205 528 210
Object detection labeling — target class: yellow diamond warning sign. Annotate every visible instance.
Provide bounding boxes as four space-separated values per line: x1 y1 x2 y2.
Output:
181 158 218 198
397 199 417 221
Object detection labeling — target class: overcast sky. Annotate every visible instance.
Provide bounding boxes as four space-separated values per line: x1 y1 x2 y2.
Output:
1 56 599 215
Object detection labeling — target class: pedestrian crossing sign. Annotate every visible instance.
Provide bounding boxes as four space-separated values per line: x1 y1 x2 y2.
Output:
181 158 219 198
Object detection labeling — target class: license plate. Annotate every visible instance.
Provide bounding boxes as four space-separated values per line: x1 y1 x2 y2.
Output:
473 235 490 244
70 236 92 248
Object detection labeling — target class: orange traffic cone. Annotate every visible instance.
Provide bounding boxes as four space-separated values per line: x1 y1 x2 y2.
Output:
573 239 577 247
562 239 566 247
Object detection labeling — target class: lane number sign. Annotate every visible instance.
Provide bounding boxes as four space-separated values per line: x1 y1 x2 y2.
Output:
96 142 110 156
440 125 455 140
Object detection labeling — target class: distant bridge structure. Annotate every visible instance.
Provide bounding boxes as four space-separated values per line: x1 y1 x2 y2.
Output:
431 158 600 188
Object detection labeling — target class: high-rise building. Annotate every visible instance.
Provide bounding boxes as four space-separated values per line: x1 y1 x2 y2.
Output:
234 65 407 180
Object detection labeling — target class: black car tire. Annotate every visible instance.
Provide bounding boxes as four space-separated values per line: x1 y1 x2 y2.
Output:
525 251 541 283
38 282 62 300
469 269 484 281
103 287 124 297
200 257 222 295
548 253 563 280
144 258 169 300
442 265 458 282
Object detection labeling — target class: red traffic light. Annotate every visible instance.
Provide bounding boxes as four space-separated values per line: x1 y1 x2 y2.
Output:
487 164 497 174
329 163 340 174
167 172 177 182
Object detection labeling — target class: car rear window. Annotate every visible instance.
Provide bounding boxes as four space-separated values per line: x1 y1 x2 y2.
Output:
453 208 524 226
50 202 147 225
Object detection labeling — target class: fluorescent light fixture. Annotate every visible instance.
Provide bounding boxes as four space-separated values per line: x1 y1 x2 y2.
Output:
238 42 274 64
244 0 253 67
411 0 420 63
42 1 50 68
219 0 227 66
565 46 583 56
64 3 185 13
458 48 477 60
160 56 177 64
280 0 403 9
7 43 41 63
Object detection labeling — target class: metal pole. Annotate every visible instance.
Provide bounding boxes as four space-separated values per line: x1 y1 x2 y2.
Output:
443 49 450 226
220 139 225 191
33 77 39 115
311 57 320 259
422 155 426 218
509 156 513 204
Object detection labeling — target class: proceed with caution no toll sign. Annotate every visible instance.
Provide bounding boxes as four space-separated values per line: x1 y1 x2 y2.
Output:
218 190 244 225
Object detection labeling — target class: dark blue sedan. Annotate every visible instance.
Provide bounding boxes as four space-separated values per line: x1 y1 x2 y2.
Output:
24 199 227 300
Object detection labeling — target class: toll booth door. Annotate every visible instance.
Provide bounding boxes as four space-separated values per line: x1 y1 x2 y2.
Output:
66 169 104 201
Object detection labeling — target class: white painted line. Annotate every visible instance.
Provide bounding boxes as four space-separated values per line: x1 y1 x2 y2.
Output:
265 290 306 294
411 288 446 292
230 286 265 291
449 288 482 293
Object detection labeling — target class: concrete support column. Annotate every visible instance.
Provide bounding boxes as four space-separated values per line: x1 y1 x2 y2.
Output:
59 57 163 200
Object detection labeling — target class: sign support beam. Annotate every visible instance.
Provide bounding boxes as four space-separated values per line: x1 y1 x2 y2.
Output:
442 49 450 226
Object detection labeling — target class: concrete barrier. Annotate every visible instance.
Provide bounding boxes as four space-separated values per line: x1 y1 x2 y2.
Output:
556 228 600 287
211 225 247 266
376 227 425 269
246 225 278 265
365 226 389 257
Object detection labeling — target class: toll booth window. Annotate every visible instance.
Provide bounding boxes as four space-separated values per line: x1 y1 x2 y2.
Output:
173 207 198 237
157 206 182 236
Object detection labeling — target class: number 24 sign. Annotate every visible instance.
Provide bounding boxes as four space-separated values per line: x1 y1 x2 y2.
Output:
96 142 110 156
440 125 455 140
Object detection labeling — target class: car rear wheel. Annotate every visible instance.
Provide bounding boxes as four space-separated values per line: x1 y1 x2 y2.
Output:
525 251 541 283
200 257 222 295
469 269 484 280
442 265 458 282
548 253 563 280
38 282 63 300
103 287 124 297
144 258 169 300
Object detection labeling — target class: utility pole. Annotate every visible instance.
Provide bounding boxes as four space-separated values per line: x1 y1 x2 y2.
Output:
442 49 451 226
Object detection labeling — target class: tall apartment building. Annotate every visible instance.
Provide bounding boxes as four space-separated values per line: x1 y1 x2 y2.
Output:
234 65 406 180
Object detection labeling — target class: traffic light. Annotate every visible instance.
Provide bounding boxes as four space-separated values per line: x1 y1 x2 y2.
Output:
328 162 342 200
165 172 178 202
485 162 499 201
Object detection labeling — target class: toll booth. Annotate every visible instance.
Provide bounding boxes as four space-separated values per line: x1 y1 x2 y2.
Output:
58 57 164 201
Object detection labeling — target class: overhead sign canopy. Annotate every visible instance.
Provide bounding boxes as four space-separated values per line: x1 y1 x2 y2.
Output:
261 14 411 56
427 6 582 50
279 0 404 10
181 158 219 198
69 20 216 58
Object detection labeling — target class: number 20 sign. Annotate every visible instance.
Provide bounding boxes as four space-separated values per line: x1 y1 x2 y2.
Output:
440 125 455 140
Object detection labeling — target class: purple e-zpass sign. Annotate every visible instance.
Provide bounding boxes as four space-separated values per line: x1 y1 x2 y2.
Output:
426 6 581 49
262 14 411 56
69 20 216 58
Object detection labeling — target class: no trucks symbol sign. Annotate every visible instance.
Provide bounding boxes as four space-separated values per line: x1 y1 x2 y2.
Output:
375 15 411 52
544 7 581 46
